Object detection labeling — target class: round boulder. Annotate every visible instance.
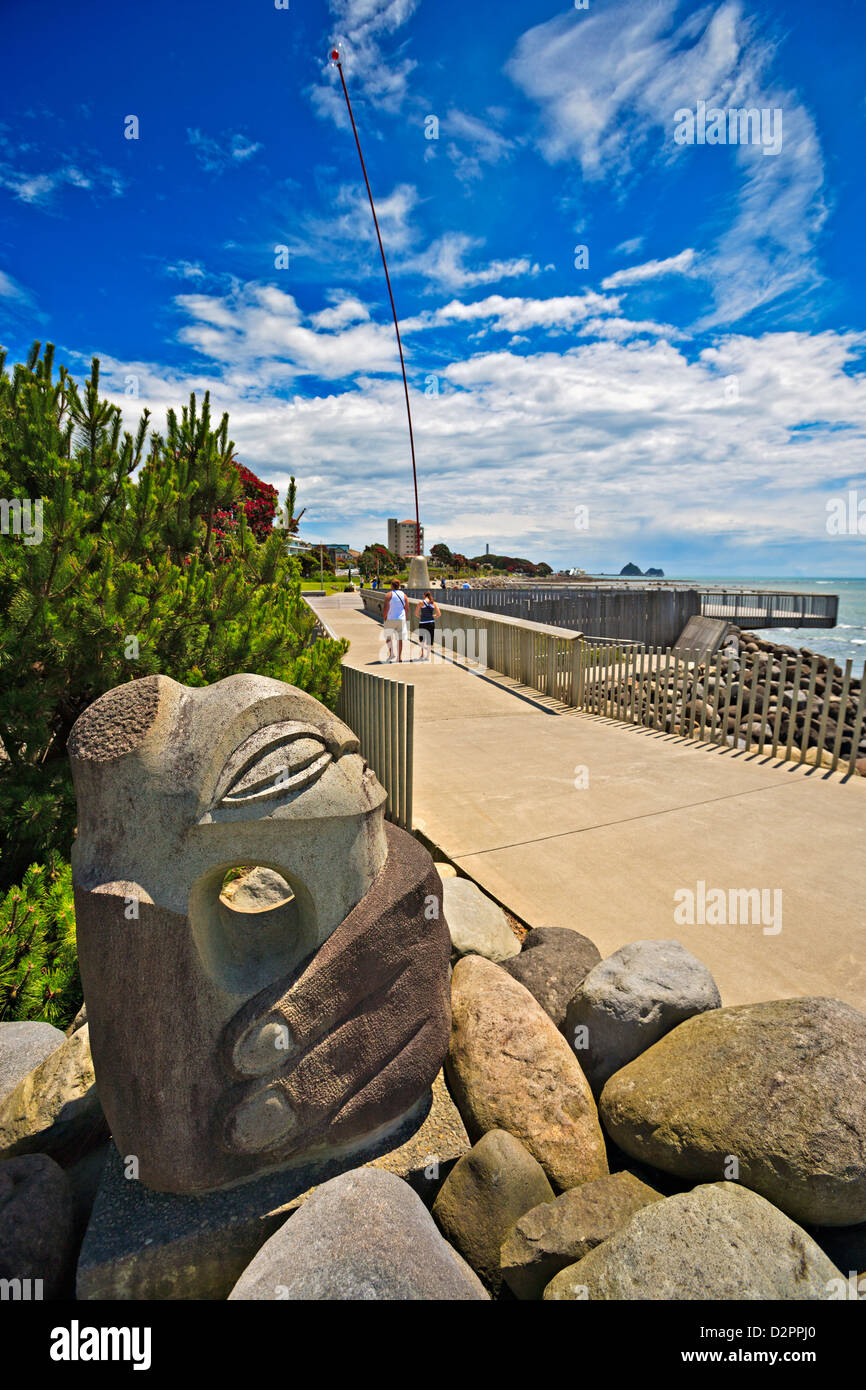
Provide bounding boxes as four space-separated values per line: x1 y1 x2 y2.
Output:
446 956 608 1192
543 1183 843 1300
501 1169 663 1300
600 997 866 1226
228 1167 489 1300
442 877 520 963
501 927 601 1030
431 1129 554 1293
565 939 721 1095
0 1154 76 1299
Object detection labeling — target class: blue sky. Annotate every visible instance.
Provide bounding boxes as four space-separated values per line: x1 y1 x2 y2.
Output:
1 0 865 575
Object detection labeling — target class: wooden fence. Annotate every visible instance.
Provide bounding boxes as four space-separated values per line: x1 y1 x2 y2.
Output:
336 665 414 829
573 642 866 776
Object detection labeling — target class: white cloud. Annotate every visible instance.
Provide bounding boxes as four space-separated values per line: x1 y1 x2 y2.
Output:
425 290 621 334
507 0 827 326
311 0 421 123
0 269 33 305
310 294 371 330
88 311 866 567
444 108 515 183
602 248 698 290
290 181 422 275
77 290 861 567
397 233 543 290
173 281 399 382
446 109 513 162
187 129 263 173
577 316 683 341
0 161 123 206
165 260 206 280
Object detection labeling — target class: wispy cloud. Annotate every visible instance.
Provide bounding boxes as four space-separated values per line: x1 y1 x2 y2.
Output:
444 107 515 183
602 248 698 290
397 233 543 291
0 269 34 304
165 260 206 280
507 0 827 327
615 236 645 257
187 129 263 174
0 159 123 207
311 0 421 124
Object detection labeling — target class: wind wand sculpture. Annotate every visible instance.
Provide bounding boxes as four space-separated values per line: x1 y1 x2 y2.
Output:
329 47 423 568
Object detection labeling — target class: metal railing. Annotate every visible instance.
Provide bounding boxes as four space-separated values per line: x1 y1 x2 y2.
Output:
698 589 839 628
336 665 414 829
402 584 839 634
353 592 864 781
361 588 583 704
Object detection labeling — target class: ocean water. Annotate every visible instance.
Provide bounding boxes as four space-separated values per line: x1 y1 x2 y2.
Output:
676 577 866 672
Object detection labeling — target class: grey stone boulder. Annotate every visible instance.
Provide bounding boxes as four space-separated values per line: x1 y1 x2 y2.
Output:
501 927 601 1030
600 997 866 1227
431 1129 555 1293
228 1167 489 1300
442 877 519 963
0 1154 76 1299
446 955 608 1192
0 1021 66 1104
0 1023 108 1166
501 1169 663 1300
565 939 721 1094
542 1183 843 1300
219 866 293 911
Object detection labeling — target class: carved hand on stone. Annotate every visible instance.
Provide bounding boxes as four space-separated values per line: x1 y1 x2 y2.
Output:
218 854 446 1158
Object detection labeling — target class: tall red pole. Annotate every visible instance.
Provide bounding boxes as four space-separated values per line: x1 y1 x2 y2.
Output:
330 48 421 559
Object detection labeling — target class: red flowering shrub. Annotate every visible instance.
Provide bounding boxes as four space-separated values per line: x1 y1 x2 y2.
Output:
212 460 279 555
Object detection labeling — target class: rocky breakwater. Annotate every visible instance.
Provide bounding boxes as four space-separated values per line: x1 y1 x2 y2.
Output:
616 627 866 771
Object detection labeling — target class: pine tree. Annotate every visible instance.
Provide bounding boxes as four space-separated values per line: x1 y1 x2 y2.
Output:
0 857 80 1027
0 342 347 889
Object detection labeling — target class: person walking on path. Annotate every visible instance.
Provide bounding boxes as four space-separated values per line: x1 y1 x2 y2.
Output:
415 590 441 661
382 580 409 662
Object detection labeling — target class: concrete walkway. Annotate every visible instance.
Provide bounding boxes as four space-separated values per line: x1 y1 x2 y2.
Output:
312 594 866 1013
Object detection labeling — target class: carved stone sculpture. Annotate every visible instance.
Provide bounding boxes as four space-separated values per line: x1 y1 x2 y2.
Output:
68 674 450 1194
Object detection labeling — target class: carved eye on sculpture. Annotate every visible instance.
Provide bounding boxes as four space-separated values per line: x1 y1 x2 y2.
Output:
216 723 334 807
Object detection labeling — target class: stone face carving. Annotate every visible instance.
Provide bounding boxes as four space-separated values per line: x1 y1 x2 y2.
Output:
68 674 451 1194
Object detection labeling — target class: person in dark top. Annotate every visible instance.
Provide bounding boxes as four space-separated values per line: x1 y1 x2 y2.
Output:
415 590 441 660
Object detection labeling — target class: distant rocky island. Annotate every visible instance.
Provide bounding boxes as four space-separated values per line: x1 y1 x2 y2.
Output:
619 563 665 577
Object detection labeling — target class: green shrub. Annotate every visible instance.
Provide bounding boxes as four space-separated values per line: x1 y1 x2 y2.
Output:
0 342 347 889
0 858 81 1029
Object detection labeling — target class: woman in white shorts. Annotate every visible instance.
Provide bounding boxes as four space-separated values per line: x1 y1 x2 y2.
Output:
382 581 409 662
